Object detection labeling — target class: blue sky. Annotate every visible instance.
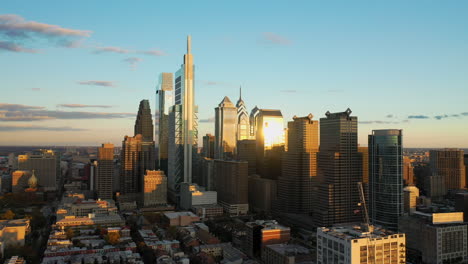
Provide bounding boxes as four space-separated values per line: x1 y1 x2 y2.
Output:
1 1 467 147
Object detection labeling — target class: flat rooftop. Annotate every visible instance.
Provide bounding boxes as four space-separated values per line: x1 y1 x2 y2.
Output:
318 225 402 240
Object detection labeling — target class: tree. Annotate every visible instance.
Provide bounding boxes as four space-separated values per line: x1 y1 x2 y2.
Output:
65 228 75 239
1 210 15 220
106 232 120 245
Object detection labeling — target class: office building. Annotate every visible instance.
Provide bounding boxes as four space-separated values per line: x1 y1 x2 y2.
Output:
248 175 277 213
11 170 31 193
199 157 215 191
369 129 403 230
97 143 114 200
237 139 256 175
236 87 250 141
254 109 285 180
155 72 174 174
245 220 290 258
278 114 319 215
180 183 217 210
400 212 467 264
404 156 415 185
215 96 237 159
455 193 468 222
262 244 313 264
317 225 406 264
202 134 215 159
120 135 142 194
214 160 249 215
430 149 466 190
314 109 362 227
18 149 59 191
0 219 30 250
168 36 198 199
143 170 167 207
404 185 419 215
135 99 154 141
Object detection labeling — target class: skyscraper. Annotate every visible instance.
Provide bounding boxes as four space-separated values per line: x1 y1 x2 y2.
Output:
236 87 250 141
18 149 59 191
403 156 415 185
202 134 215 159
369 129 404 231
430 149 466 190
215 96 237 159
168 36 198 200
135 100 154 141
214 160 249 216
278 114 319 215
314 109 362 227
97 143 114 200
155 72 174 174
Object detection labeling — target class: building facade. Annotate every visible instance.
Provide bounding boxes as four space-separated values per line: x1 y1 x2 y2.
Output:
236 87 250 141
245 220 291 258
214 96 237 159
11 170 31 193
430 149 466 191
18 149 59 191
214 160 249 215
155 72 174 174
143 170 167 207
97 143 114 200
369 129 404 231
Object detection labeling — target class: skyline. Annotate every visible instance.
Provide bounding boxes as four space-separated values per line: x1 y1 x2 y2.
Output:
1 1 468 147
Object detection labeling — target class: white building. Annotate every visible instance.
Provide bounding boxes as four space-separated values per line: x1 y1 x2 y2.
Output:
179 183 217 210
317 225 406 264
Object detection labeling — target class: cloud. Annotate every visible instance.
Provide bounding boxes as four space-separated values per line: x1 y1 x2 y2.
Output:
123 57 143 68
0 14 92 51
31 88 41 91
93 46 130 54
77 80 116 87
57 104 113 109
261 32 292 46
199 117 215 123
386 114 394 118
0 40 39 53
0 103 44 111
408 115 430 119
359 120 399 125
139 49 166 56
434 115 449 120
0 125 87 131
461 112 468 116
280 90 297 93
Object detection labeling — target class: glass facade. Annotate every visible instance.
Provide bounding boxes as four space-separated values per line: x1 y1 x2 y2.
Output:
369 129 403 231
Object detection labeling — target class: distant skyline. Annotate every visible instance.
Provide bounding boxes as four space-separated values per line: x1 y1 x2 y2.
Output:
1 1 468 147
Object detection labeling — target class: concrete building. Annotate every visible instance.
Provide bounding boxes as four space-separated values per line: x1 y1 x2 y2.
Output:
430 149 466 191
143 170 167 207
248 175 277 213
97 143 114 200
262 243 313 264
237 139 256 175
163 211 200 227
155 72 174 174
317 225 406 264
278 114 319 215
404 185 420 214
426 174 446 201
404 156 415 185
18 149 59 191
199 157 215 191
214 160 249 215
202 134 215 159
0 219 30 249
245 220 291 258
11 170 31 193
314 109 363 227
215 96 237 159
180 183 217 210
369 129 404 230
400 212 467 264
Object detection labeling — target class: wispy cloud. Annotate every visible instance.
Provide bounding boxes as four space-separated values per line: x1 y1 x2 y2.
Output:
123 57 143 68
93 46 130 54
386 114 394 118
139 49 166 56
0 103 44 111
77 80 116 87
408 115 430 119
261 32 292 46
0 14 92 52
199 117 215 123
359 120 400 125
280 90 297 93
57 104 113 109
0 125 87 132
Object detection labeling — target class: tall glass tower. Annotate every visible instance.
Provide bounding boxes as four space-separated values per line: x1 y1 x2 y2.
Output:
369 129 403 231
155 72 174 174
168 36 198 198
215 96 237 159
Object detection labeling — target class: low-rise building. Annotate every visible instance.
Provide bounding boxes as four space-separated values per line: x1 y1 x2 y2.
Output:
163 212 200 227
262 243 313 264
180 183 217 210
245 220 291 258
192 204 224 219
0 219 30 249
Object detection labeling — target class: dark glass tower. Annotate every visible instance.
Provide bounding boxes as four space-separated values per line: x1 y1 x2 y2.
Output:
314 109 362 227
369 129 403 231
135 99 154 141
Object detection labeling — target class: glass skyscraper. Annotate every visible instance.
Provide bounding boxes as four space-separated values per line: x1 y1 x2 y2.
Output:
155 72 174 174
215 96 237 159
369 129 403 231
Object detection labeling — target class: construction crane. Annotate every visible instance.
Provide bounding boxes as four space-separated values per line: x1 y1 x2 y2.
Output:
357 182 373 233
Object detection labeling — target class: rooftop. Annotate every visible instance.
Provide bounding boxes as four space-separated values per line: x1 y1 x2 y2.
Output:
266 243 310 256
318 225 402 240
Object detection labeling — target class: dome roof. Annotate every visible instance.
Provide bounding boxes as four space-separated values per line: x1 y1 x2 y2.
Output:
28 170 38 189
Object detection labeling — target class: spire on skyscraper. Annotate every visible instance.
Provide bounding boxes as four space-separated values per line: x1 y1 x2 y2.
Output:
187 35 191 54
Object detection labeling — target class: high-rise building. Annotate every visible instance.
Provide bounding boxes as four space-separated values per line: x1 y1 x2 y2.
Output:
215 96 237 159
245 220 291 258
317 225 406 264
155 72 174 174
143 170 167 207
369 129 403 231
254 109 285 180
214 160 249 216
237 139 256 175
135 99 154 141
430 149 466 190
403 156 415 185
12 170 31 193
236 87 250 141
97 143 114 200
314 109 362 227
249 106 260 138
278 114 318 215
202 134 215 159
248 175 277 213
168 36 198 199
18 149 59 191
